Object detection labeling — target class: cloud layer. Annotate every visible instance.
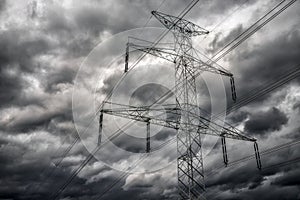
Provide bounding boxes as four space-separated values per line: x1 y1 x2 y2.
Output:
0 0 300 199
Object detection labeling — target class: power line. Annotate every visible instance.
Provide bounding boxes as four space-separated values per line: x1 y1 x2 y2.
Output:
26 133 79 196
123 0 200 75
262 156 300 171
223 64 300 117
68 0 296 178
95 135 177 200
52 106 175 199
94 28 298 200
94 60 300 198
49 0 298 198
141 0 167 30
98 136 300 199
50 1 201 199
211 0 286 58
62 0 296 173
44 1 172 180
212 0 298 62
131 0 300 123
89 1 300 198
207 142 300 200
200 0 250 42
206 138 300 176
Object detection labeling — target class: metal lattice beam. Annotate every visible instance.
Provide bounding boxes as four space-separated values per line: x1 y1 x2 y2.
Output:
101 10 261 200
151 11 209 36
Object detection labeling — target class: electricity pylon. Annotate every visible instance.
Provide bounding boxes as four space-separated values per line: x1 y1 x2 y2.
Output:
98 11 261 200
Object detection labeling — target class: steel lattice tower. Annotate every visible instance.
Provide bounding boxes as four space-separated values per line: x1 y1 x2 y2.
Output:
98 11 262 200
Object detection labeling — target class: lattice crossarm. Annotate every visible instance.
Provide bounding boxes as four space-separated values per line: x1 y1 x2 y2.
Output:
186 55 237 101
221 126 256 142
188 57 233 77
151 10 209 36
102 106 181 130
198 117 256 142
128 43 178 63
182 106 255 142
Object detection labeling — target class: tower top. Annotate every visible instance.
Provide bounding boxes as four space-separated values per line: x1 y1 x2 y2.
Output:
151 11 209 37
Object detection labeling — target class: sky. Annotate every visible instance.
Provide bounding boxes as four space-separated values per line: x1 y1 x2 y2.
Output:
0 0 300 199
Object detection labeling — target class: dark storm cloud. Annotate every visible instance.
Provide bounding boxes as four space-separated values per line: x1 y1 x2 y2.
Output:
284 126 300 140
244 107 288 136
0 29 49 107
214 27 300 110
0 1 200 200
0 0 299 200
208 24 244 54
44 66 77 92
228 110 248 124
271 168 300 187
206 0 254 14
0 29 49 73
0 67 25 108
0 135 56 199
232 28 300 96
0 131 101 200
153 129 176 141
0 0 6 12
129 83 173 106
0 103 74 134
45 0 150 39
101 68 123 95
293 101 300 112
156 0 256 24
205 142 300 200
110 128 176 154
43 6 96 57
237 29 300 78
206 165 265 192
73 6 121 36
111 132 149 153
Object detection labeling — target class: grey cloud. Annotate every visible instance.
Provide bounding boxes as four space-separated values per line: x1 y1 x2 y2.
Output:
0 0 5 13
293 101 300 112
206 165 265 192
244 107 288 136
0 0 299 199
207 24 244 54
43 66 77 92
100 68 123 95
44 7 96 57
0 100 73 135
233 29 300 94
228 110 249 125
129 83 174 106
0 29 49 73
284 126 300 140
271 168 300 187
0 29 50 107
112 132 149 153
219 28 300 110
205 146 300 200
154 0 257 25
236 29 300 81
45 0 148 38
153 129 176 141
0 67 25 108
